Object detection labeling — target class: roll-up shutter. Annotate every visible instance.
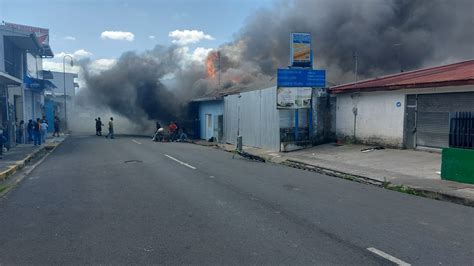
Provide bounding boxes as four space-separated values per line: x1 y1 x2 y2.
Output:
414 92 474 148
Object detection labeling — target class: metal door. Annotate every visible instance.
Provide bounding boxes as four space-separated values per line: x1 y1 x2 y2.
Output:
404 95 417 149
205 114 213 140
414 92 474 148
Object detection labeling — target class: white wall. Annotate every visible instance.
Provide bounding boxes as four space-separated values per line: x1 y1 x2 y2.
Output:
335 85 474 147
224 86 280 151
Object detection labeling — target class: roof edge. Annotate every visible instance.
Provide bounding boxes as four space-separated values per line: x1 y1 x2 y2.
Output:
330 79 474 94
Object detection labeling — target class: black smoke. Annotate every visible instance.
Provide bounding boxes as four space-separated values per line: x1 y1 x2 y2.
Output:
76 0 474 127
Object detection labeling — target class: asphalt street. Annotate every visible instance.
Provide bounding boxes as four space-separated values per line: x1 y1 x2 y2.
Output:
0 134 472 264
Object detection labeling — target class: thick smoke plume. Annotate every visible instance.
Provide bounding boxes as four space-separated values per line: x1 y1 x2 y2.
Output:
76 0 473 128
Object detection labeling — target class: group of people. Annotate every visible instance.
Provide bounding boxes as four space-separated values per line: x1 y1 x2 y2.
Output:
152 121 188 142
95 117 114 139
0 117 61 159
24 117 61 146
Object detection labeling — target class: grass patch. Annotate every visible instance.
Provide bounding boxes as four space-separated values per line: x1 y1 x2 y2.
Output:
386 185 422 196
0 184 11 194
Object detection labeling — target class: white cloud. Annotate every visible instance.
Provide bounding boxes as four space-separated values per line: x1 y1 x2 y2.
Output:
89 59 117 74
192 47 213 62
55 49 93 60
64 36 76 41
149 35 155 39
100 31 135 41
73 49 93 59
173 46 212 69
42 61 81 73
168 29 214 45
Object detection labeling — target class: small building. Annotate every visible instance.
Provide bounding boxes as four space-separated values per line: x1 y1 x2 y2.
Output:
191 94 224 142
44 71 78 131
218 86 334 151
330 60 474 149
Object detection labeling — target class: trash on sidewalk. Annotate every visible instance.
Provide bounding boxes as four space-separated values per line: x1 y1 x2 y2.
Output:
360 146 385 153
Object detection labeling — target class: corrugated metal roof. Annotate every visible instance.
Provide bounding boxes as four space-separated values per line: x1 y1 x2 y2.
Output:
330 59 474 94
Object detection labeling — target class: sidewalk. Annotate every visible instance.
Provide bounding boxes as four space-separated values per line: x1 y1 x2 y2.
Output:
194 140 474 207
0 134 67 182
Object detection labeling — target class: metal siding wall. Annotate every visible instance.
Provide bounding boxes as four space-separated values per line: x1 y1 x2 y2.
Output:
223 87 280 150
416 92 474 148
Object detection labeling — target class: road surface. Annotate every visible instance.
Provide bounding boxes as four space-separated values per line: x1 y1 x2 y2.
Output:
0 135 472 264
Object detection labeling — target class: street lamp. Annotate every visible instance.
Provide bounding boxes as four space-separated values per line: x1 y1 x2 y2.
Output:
63 55 73 130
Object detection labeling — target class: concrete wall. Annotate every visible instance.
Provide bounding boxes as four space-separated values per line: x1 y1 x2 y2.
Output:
335 85 474 148
49 71 77 96
198 100 224 140
224 86 280 151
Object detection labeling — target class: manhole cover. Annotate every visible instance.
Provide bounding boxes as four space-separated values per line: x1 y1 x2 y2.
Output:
124 160 143 164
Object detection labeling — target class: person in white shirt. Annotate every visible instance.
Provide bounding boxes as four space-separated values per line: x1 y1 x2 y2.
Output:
40 120 48 143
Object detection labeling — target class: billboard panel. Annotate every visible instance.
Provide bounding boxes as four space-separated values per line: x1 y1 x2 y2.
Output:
3 22 49 45
277 68 325 87
277 87 312 109
290 33 311 67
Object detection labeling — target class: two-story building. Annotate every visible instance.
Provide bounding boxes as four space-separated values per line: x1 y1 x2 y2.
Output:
0 22 54 146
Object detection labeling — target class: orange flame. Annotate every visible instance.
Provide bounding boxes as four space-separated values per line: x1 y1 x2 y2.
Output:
206 51 219 79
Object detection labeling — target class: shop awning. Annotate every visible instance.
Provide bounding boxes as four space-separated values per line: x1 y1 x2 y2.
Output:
4 33 41 52
0 71 22 85
25 76 57 91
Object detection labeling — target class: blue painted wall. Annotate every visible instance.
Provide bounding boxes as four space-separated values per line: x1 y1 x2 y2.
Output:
198 100 224 140
44 99 55 132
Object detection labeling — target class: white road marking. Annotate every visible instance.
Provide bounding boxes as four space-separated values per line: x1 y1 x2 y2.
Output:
132 139 142 145
164 154 196 170
367 247 411 266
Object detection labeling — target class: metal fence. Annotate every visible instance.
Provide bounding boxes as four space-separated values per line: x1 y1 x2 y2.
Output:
449 112 474 149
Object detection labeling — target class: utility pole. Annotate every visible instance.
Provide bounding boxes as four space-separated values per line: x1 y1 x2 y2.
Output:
393 43 403 72
353 51 359 83
217 51 221 89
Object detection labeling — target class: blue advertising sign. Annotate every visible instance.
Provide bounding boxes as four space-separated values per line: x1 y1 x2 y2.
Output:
290 33 312 67
277 69 326 87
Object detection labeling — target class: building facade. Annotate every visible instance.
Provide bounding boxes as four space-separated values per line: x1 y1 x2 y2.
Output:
0 22 54 146
331 60 474 149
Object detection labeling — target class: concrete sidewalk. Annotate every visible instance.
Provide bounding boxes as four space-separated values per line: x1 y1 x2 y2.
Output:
0 135 67 182
194 140 474 206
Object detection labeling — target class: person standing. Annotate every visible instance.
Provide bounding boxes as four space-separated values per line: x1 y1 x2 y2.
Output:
17 120 25 144
34 118 41 146
105 117 114 139
27 120 34 144
96 117 104 136
0 124 5 158
40 119 48 143
53 117 60 137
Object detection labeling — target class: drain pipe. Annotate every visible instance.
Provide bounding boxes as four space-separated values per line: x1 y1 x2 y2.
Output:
352 106 358 141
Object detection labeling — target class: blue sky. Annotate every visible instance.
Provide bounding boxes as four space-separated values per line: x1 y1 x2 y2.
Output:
1 0 274 60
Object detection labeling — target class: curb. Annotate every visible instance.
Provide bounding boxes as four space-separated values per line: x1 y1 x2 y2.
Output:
192 141 474 207
0 141 63 183
281 159 474 207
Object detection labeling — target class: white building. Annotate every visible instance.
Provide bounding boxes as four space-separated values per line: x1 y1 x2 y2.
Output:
331 60 474 149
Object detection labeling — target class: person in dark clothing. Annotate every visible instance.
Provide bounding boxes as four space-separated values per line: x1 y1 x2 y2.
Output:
27 120 34 144
34 118 42 145
17 120 25 144
178 127 189 142
95 117 104 136
0 124 5 158
53 117 60 137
